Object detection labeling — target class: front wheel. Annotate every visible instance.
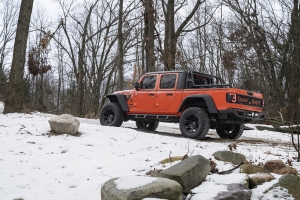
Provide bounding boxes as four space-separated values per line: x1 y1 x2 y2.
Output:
216 124 244 139
136 120 159 131
99 102 124 127
179 107 210 140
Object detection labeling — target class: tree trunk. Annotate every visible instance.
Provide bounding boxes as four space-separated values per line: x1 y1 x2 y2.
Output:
39 73 44 110
117 0 124 90
77 2 97 116
3 0 34 114
144 0 155 72
163 0 175 71
289 0 300 122
163 0 203 71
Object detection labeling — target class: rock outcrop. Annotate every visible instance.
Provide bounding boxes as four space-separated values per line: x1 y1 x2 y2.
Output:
213 151 247 165
157 155 211 193
263 160 298 175
262 174 300 199
248 173 275 189
48 114 80 135
239 163 269 174
100 152 299 200
214 184 252 200
101 176 182 200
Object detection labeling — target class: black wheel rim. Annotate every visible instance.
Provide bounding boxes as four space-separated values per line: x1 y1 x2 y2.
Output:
103 108 115 124
183 114 200 133
222 125 234 135
142 122 151 128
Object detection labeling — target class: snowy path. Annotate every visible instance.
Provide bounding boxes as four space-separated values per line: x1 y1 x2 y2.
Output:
34 110 292 146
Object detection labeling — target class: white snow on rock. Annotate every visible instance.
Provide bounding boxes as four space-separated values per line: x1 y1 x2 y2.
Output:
206 173 249 185
189 182 228 200
114 176 157 190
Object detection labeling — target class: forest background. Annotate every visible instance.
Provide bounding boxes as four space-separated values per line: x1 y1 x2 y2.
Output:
0 0 299 125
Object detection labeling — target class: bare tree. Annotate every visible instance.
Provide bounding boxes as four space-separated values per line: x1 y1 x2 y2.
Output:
117 0 124 90
290 0 300 161
161 0 206 70
0 0 19 98
143 0 155 72
3 0 34 114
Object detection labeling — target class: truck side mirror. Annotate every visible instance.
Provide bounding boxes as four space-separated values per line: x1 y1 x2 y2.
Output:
134 82 139 90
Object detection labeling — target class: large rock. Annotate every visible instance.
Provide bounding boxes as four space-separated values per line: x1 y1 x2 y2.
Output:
263 160 298 175
214 184 252 200
263 174 300 199
213 151 247 165
101 176 182 200
248 173 275 189
239 164 269 174
157 155 211 193
188 183 251 200
48 114 80 135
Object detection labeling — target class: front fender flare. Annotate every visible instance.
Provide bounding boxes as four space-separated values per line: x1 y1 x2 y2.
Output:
106 94 129 112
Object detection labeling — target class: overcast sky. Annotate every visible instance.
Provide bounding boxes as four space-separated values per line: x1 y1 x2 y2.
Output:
34 0 60 18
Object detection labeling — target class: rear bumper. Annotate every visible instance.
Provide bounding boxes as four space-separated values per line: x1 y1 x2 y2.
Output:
218 109 265 123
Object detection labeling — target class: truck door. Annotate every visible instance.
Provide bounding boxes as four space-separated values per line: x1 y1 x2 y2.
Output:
130 75 157 113
154 73 182 114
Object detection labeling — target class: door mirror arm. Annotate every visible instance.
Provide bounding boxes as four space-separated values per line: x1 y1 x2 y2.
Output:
134 82 140 91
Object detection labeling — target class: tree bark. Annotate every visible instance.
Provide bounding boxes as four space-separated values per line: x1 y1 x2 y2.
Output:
144 0 155 72
3 0 34 114
290 0 300 122
117 0 124 90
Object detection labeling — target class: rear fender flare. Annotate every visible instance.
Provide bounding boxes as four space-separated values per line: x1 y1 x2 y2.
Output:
106 94 129 112
178 95 217 114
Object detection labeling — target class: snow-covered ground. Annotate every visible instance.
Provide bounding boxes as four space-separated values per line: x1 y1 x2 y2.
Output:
0 102 299 200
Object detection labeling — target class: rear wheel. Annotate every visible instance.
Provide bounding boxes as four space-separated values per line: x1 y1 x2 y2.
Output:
136 120 159 131
179 107 210 139
216 124 244 139
99 102 124 127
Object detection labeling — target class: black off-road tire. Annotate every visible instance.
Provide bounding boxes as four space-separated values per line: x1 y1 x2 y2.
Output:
179 107 210 139
136 120 159 131
99 102 124 127
216 124 244 139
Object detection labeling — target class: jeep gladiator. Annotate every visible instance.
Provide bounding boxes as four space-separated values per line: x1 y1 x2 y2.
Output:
99 71 265 139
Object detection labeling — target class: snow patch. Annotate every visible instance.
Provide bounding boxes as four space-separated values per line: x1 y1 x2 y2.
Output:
257 186 294 200
114 176 157 190
251 179 280 200
206 173 248 184
189 182 228 200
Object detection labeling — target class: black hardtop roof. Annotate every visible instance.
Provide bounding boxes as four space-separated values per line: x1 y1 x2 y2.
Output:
144 70 221 79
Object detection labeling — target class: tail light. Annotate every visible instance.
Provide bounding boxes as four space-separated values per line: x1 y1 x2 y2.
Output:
261 99 265 107
226 93 236 103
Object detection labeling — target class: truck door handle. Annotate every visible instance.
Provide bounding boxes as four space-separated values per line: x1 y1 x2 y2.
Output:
148 93 155 96
166 93 173 96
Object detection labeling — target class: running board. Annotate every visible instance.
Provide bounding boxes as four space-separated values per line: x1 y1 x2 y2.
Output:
127 114 179 122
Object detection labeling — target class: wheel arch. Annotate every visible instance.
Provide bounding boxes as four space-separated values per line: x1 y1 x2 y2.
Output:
106 94 129 112
178 95 217 114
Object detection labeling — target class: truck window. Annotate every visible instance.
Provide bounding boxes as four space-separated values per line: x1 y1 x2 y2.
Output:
194 75 208 85
160 74 176 89
140 75 157 89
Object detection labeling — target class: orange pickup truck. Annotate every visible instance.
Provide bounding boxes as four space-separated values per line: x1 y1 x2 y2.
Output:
100 71 265 139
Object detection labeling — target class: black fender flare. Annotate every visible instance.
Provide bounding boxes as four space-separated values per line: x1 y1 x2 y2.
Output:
178 95 217 114
106 94 129 112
